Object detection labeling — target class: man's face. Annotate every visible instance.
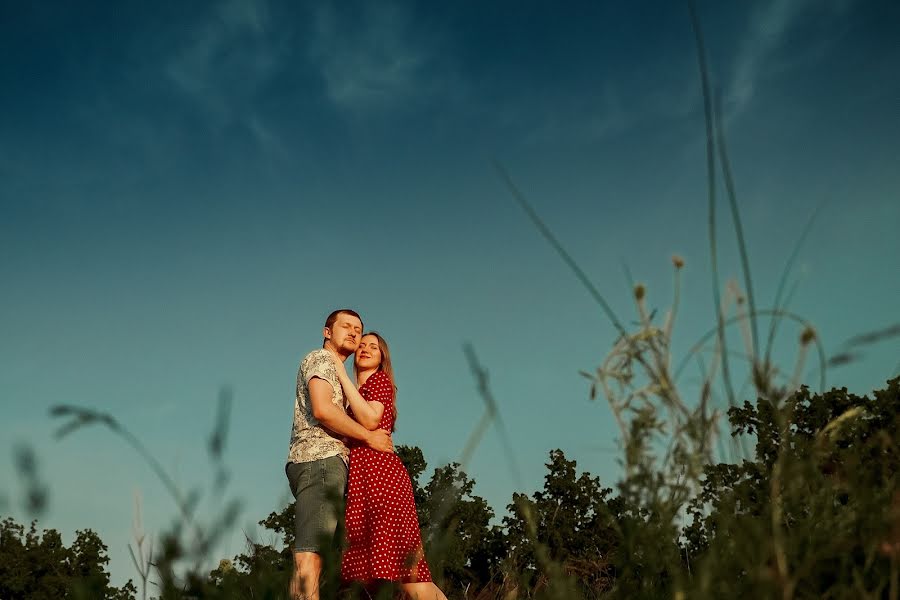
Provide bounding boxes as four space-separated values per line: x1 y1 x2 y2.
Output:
325 313 363 354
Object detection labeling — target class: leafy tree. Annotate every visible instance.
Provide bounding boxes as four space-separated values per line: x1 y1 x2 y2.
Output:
0 517 136 599
502 450 626 597
417 461 501 592
165 376 900 598
683 377 900 598
395 445 429 521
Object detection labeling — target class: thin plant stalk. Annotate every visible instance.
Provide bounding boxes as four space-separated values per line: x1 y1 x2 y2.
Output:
714 91 760 369
688 0 738 411
492 161 628 339
673 308 827 393
764 204 823 370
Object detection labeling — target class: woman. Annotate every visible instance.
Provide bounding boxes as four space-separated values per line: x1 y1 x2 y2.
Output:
331 332 448 600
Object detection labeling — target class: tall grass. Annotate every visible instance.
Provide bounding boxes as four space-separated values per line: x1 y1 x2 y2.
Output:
482 3 898 598
49 388 242 599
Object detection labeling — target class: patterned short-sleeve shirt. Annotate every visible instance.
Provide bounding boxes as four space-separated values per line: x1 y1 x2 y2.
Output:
287 349 350 465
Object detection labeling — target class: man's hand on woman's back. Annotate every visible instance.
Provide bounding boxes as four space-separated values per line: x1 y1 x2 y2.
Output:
366 429 394 453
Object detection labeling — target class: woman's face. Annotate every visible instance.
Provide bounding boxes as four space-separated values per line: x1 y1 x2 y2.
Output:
355 335 382 370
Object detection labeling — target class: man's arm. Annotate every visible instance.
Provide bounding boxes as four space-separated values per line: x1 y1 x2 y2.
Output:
308 377 393 452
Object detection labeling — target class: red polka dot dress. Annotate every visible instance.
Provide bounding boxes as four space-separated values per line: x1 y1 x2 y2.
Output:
342 370 432 584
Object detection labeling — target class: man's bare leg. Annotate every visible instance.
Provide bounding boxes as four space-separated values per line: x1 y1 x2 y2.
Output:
400 582 448 600
290 551 322 600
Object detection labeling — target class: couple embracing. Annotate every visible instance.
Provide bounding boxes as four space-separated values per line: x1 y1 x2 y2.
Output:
285 309 448 600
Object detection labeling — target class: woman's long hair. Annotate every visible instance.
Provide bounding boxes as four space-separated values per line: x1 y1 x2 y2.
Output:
355 331 398 420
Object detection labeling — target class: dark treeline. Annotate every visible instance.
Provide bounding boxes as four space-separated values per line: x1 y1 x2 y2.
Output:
2 377 898 599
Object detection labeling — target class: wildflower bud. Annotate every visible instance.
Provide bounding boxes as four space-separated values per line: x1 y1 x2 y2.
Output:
800 327 816 346
672 255 685 269
634 284 645 301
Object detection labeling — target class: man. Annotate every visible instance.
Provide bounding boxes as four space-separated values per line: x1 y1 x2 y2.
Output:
286 308 393 599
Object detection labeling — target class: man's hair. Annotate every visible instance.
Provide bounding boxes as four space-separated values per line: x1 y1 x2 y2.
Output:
322 308 363 345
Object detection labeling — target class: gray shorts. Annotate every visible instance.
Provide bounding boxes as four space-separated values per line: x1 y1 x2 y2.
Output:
285 456 348 553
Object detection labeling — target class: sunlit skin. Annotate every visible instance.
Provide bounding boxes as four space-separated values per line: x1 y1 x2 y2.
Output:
332 333 449 600
324 312 363 359
354 335 383 383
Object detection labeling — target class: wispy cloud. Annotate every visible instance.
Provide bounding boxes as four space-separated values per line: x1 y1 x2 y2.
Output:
521 84 630 145
165 0 281 147
308 2 434 113
727 0 810 114
245 112 290 163
726 0 856 117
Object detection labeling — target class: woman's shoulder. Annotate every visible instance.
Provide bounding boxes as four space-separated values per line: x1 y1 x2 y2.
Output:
369 370 391 385
367 370 393 394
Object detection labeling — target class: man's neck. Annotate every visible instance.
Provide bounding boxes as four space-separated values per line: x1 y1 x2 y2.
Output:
323 341 351 361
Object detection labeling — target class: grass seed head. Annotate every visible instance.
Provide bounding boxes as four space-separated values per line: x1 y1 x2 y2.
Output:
634 284 646 301
800 326 817 346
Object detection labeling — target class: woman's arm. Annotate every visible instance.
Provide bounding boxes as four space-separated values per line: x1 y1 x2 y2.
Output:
332 357 385 430
308 378 392 451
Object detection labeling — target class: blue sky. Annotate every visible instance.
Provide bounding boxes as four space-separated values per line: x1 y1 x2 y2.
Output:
2 0 898 588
